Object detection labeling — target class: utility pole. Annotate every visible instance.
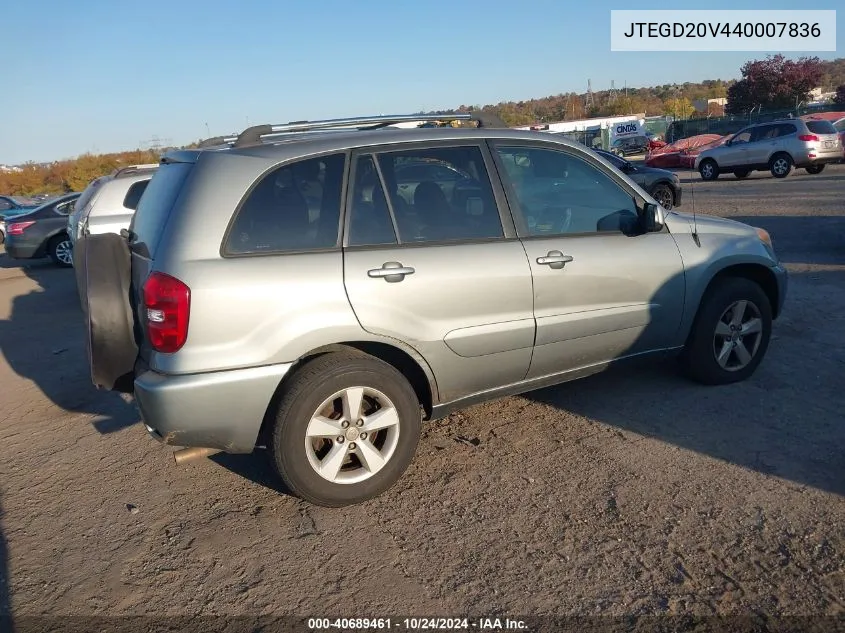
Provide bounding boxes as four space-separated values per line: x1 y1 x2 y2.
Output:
585 79 595 112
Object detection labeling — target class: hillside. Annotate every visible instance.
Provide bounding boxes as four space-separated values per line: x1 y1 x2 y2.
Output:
454 57 845 127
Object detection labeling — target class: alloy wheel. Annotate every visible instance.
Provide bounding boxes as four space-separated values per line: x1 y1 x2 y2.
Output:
304 386 401 484
55 239 73 265
713 300 764 371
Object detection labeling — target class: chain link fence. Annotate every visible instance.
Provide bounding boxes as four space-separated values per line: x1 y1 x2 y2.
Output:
665 104 844 143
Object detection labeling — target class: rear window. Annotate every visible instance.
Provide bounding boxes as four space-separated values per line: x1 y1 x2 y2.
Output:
130 163 193 257
805 120 837 135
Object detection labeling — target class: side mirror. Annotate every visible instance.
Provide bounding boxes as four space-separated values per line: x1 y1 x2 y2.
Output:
642 202 664 232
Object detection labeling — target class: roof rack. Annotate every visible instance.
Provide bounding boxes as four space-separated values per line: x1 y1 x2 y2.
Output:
198 135 239 148
112 163 159 178
197 112 509 149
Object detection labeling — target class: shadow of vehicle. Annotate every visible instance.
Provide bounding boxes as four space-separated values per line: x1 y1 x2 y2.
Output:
0 497 12 633
209 452 295 498
0 254 137 434
520 240 844 497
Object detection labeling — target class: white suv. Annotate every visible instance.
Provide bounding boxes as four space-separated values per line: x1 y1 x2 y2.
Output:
695 118 842 180
68 165 158 247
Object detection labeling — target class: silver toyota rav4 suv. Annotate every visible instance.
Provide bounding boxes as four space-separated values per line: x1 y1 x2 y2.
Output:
76 113 787 507
695 118 842 180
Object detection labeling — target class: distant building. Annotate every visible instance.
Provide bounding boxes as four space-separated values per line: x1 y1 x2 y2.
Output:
808 87 836 104
693 97 727 112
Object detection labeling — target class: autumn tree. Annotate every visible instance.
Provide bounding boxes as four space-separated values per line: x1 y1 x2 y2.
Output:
663 97 695 119
726 55 823 115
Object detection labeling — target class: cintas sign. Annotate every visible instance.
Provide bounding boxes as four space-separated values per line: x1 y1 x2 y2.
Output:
611 120 644 139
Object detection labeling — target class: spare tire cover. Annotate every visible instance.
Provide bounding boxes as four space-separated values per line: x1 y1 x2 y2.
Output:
74 233 138 392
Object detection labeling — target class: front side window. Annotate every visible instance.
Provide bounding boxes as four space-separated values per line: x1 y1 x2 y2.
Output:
226 153 345 255
732 129 752 144
494 146 640 236
347 145 502 245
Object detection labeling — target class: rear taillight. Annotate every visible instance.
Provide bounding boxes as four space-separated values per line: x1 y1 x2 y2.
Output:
798 134 819 142
7 221 36 235
143 272 190 353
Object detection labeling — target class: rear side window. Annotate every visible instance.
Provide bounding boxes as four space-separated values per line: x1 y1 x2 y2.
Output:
805 120 837 135
225 153 346 255
123 180 150 210
776 123 797 136
376 146 502 243
130 163 193 257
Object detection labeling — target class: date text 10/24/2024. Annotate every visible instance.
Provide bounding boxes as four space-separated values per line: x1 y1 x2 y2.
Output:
308 618 529 631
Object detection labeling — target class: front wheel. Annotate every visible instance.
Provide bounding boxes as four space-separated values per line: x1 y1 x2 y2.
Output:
48 234 73 267
699 159 719 181
271 351 422 507
805 164 825 175
679 277 772 385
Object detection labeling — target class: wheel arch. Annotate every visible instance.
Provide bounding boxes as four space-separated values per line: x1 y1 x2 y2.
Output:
256 340 438 448
684 262 782 346
649 179 677 202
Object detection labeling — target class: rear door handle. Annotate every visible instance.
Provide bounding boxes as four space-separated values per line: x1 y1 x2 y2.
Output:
368 261 415 282
537 251 573 269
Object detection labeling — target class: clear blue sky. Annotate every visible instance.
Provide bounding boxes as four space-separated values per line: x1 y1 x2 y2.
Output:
1 0 841 164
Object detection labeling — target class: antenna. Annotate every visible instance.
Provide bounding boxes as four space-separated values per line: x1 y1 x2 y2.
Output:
689 160 700 247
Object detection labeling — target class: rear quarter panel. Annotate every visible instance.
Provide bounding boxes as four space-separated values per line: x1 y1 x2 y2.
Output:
146 151 423 379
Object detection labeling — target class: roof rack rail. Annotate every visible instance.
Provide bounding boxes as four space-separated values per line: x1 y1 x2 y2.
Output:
195 112 510 149
112 163 159 178
198 135 239 148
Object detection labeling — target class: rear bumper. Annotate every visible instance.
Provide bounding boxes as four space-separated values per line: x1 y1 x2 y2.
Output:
134 360 294 453
796 151 842 166
4 237 43 259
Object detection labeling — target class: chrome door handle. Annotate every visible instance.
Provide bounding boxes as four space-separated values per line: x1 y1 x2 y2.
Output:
537 251 573 269
368 261 415 282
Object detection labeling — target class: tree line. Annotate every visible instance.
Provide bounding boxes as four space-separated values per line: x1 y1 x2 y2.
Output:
2 57 843 197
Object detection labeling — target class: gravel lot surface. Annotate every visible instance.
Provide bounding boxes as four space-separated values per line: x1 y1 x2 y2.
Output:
1 164 844 631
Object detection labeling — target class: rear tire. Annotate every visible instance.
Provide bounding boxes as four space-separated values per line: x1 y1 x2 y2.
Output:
271 351 422 507
699 159 719 181
734 169 750 179
769 153 793 178
48 233 73 267
805 164 825 174
679 277 772 386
